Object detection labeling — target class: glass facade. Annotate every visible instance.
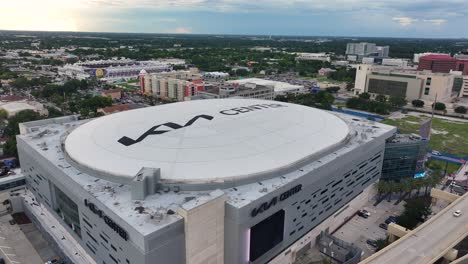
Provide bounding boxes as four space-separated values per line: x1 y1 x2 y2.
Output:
54 185 82 238
368 78 408 97
381 135 428 181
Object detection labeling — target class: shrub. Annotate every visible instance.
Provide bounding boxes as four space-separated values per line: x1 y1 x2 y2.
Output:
455 105 467 114
433 102 446 111
412 99 424 108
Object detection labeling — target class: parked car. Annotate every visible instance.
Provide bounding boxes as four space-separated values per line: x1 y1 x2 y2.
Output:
453 210 462 217
45 259 60 264
366 239 378 247
379 223 388 230
357 209 371 218
431 150 441 156
385 216 396 224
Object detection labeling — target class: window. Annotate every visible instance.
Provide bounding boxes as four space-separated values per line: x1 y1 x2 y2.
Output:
249 210 285 262
425 87 430 95
426 77 432 86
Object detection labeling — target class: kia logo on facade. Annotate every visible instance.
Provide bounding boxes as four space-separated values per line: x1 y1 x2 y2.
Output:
118 115 214 146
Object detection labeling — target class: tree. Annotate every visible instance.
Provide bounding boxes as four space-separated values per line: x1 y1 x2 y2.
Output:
433 102 446 111
375 94 387 103
0 109 7 119
375 237 390 252
4 110 42 137
412 99 424 108
389 96 407 108
358 92 371 100
396 197 432 229
455 106 467 114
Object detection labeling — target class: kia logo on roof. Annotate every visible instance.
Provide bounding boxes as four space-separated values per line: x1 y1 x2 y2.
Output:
118 115 214 146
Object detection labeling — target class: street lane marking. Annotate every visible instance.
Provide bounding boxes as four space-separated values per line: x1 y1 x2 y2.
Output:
0 246 11 249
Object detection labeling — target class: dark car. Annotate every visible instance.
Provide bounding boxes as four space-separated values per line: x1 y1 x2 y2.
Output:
379 223 388 230
366 239 378 247
385 216 396 224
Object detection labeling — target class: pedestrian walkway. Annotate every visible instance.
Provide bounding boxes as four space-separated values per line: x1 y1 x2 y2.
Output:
22 191 96 264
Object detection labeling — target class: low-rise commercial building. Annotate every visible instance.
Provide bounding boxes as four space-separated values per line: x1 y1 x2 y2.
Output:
295 53 331 62
227 78 306 96
190 82 275 100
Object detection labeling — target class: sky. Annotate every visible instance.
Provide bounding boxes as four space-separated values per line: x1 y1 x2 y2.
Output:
1 0 468 38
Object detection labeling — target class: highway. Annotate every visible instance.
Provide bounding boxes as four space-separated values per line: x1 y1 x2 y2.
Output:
360 191 468 264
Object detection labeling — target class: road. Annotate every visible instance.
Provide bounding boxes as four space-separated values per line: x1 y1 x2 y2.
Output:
360 191 468 264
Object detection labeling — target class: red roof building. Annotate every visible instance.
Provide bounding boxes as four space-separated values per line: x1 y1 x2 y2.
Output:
417 55 457 73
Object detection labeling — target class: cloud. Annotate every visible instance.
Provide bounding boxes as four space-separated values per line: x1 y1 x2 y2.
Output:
423 19 447 26
392 17 418 26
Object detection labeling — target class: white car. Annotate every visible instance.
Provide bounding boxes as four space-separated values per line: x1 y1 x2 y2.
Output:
431 150 441 156
453 210 462 217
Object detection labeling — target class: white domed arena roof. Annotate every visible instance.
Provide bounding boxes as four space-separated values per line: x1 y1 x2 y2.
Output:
64 99 350 186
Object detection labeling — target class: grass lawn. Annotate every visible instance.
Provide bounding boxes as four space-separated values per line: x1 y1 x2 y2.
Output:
427 160 460 174
383 115 468 157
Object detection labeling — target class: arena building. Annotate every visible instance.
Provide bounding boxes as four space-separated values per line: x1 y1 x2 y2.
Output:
58 59 172 81
16 99 396 264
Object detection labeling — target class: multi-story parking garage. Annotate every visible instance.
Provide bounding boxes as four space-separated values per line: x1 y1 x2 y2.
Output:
16 99 395 264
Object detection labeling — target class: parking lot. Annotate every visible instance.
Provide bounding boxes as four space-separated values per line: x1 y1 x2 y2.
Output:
333 199 405 258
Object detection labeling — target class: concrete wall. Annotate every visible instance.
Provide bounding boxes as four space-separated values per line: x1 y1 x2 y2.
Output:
178 191 226 264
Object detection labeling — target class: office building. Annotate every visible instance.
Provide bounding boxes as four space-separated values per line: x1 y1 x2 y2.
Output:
16 99 395 264
375 46 390 58
417 55 457 73
346 43 377 56
227 78 306 96
381 134 428 181
354 65 455 102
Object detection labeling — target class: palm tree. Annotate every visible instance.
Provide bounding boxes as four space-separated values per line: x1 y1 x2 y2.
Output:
401 178 412 199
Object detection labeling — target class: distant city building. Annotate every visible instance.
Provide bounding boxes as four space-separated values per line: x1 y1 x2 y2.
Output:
190 82 275 100
295 52 331 62
381 134 428 181
0 101 47 117
227 78 306 96
203 72 230 81
346 43 390 62
58 59 172 81
318 68 336 76
413 52 450 63
381 58 409 68
139 69 204 101
346 42 377 56
101 89 122 100
97 104 145 115
417 55 457 73
375 46 390 58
